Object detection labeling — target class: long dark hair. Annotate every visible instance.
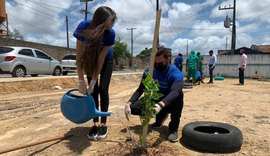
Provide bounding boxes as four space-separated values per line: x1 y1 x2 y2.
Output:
77 6 116 76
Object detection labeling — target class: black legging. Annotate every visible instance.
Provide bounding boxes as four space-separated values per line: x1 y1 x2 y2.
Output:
87 58 113 124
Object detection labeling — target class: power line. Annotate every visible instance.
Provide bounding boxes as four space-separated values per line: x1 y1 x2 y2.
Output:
27 0 69 10
13 1 66 23
9 14 46 32
24 0 63 14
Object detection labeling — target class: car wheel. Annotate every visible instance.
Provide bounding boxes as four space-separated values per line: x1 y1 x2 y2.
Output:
12 66 26 77
31 74 38 77
53 67 62 76
180 121 243 153
62 71 68 76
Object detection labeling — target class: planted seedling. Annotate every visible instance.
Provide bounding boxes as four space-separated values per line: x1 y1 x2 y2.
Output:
139 72 163 147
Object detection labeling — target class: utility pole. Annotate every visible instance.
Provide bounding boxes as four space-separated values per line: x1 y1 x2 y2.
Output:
127 27 136 67
225 36 229 50
156 0 159 45
65 15 69 48
156 0 159 11
186 40 189 57
80 0 93 20
219 0 236 54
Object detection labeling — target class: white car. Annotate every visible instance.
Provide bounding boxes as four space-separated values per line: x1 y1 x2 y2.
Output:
0 46 62 77
61 54 77 75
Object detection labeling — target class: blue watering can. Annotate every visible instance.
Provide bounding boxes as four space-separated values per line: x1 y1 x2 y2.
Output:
60 89 111 124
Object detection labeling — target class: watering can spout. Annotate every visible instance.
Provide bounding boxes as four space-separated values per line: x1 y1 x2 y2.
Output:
96 111 111 117
60 89 111 124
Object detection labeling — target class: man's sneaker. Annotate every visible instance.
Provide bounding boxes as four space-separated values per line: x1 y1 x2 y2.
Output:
97 126 108 139
87 125 99 140
168 131 179 142
151 114 169 129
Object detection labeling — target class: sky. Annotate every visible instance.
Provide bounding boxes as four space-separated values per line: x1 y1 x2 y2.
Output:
3 0 270 55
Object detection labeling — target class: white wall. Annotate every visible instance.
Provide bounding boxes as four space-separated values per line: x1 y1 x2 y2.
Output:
175 54 270 78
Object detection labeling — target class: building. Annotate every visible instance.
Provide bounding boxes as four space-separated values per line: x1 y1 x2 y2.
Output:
219 45 270 55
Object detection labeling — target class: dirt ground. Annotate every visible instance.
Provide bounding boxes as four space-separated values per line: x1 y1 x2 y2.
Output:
0 74 269 156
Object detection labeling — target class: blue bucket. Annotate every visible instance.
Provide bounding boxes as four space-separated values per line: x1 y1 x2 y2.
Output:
60 89 110 124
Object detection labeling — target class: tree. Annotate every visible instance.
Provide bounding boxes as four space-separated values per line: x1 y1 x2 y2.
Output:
113 39 130 66
136 48 151 59
7 29 24 40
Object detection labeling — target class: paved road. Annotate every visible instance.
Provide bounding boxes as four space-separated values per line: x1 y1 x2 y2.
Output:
0 71 143 82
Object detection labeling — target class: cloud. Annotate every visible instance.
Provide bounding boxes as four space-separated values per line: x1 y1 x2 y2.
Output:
190 20 229 37
4 0 270 56
211 0 270 23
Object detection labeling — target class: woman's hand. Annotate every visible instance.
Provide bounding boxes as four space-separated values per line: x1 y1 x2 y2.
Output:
78 80 87 94
87 80 96 95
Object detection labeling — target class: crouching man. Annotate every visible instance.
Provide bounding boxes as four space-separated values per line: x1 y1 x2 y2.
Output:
124 46 184 142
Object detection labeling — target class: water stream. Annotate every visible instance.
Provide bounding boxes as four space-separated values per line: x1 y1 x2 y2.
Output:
111 113 136 142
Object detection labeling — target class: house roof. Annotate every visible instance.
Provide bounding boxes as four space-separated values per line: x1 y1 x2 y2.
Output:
251 45 270 53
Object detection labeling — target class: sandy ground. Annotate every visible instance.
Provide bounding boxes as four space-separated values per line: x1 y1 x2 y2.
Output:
0 74 269 156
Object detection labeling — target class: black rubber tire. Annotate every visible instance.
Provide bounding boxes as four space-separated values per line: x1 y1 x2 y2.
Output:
183 83 193 89
12 66 26 77
52 67 62 76
180 121 243 153
62 71 68 76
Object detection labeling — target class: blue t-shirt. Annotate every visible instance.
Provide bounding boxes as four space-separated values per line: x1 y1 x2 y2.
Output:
174 56 183 69
73 20 115 60
143 64 183 96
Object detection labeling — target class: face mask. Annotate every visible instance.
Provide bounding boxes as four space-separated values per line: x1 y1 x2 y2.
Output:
154 61 168 72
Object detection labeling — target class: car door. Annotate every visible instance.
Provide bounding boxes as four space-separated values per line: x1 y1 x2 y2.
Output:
17 49 37 73
34 50 51 74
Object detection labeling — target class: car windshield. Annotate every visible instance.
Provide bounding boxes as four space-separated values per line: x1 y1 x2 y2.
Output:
0 47 14 54
63 55 76 60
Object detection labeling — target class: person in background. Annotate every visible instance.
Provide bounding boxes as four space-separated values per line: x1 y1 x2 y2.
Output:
73 6 116 140
208 50 217 84
125 46 184 142
174 52 183 72
238 49 247 85
186 50 199 85
197 52 204 84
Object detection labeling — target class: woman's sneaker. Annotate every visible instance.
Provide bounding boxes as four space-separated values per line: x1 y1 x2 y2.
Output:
97 126 108 139
87 125 99 140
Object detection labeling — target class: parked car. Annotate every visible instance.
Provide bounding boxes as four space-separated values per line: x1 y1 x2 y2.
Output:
61 54 77 75
0 46 62 77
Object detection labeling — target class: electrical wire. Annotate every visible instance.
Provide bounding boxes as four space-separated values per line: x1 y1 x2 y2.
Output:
13 1 65 23
26 0 69 10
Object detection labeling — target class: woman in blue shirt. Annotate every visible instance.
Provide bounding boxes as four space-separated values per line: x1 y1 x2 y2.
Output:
73 6 116 140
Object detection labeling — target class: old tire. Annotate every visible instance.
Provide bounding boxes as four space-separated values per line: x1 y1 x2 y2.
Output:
180 121 243 153
183 83 193 89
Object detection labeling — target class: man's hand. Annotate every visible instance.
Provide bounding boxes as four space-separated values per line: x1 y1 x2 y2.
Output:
87 80 96 95
78 80 87 94
154 104 162 114
125 102 131 121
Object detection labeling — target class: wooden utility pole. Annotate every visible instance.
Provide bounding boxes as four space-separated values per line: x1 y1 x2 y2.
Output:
219 0 236 54
80 0 93 20
127 27 136 67
65 15 69 48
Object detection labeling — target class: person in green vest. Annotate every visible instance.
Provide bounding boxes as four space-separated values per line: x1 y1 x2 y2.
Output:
185 50 199 85
197 52 204 84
